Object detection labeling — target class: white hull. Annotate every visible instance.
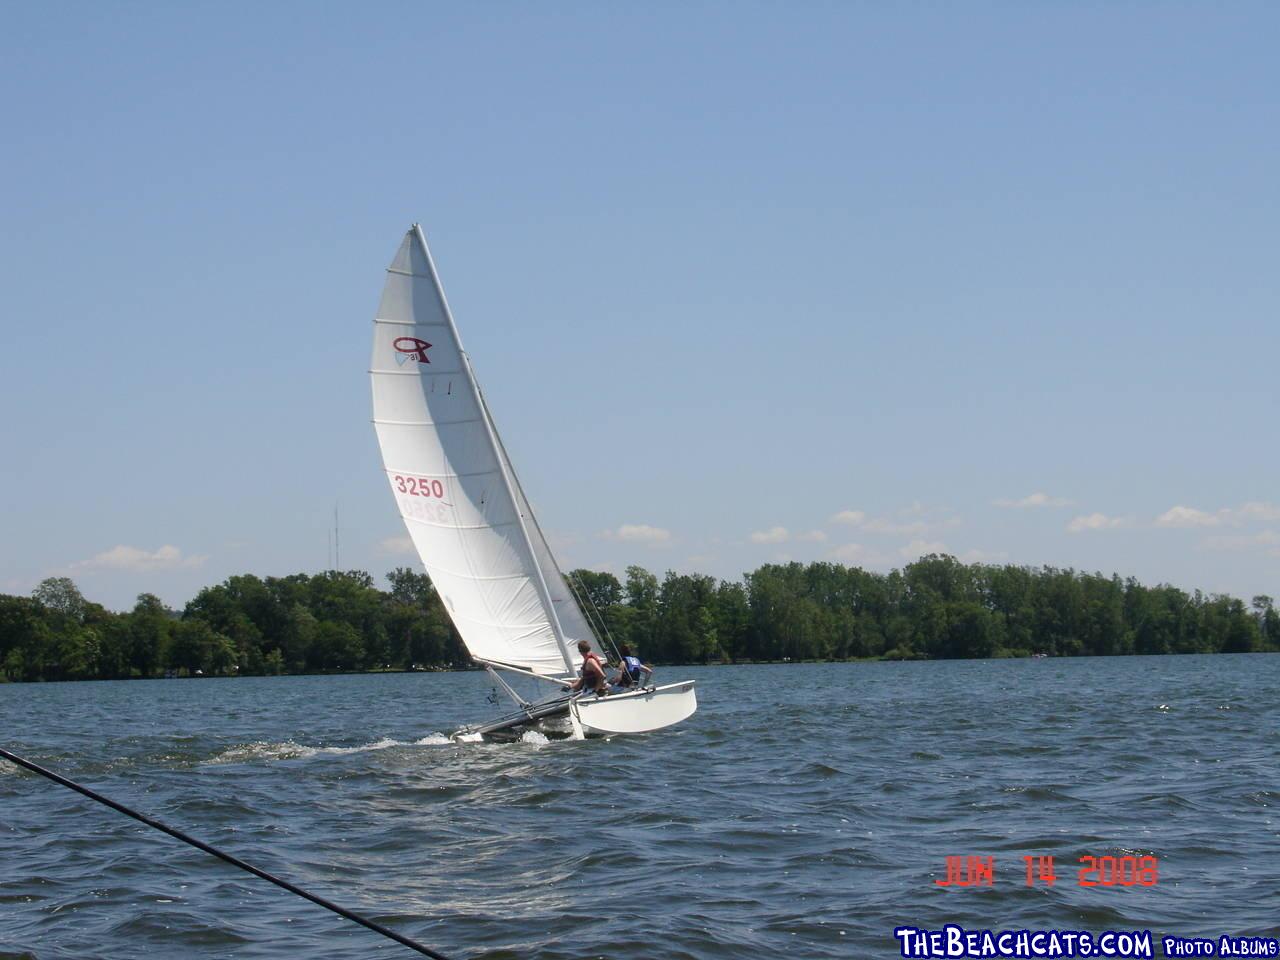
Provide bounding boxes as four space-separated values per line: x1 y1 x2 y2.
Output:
454 680 697 741
571 681 698 736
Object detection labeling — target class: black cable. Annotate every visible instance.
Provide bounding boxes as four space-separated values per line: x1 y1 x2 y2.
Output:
0 747 455 960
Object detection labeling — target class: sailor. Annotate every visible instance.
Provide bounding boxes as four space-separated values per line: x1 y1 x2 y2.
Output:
611 644 652 690
567 640 608 695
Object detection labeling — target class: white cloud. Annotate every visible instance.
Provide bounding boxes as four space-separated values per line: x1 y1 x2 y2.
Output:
1201 531 1280 552
863 518 930 536
899 539 947 559
1067 513 1127 533
1155 505 1222 528
830 543 892 566
73 544 206 572
606 524 672 544
837 507 961 537
1152 501 1280 529
994 492 1072 509
546 530 584 551
749 527 827 545
750 526 790 544
1238 502 1280 523
959 548 1009 564
830 509 866 526
379 536 416 555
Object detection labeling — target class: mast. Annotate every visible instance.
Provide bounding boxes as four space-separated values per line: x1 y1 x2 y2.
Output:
408 225 577 676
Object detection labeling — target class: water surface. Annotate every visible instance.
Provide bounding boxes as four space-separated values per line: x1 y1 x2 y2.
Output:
2 657 1278 958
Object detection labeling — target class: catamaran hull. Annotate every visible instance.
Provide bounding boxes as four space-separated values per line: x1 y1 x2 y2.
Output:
453 681 697 741
572 681 697 736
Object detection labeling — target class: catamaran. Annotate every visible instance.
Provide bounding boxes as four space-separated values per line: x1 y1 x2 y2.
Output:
370 225 697 741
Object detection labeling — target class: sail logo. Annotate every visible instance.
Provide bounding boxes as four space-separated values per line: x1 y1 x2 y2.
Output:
393 337 432 365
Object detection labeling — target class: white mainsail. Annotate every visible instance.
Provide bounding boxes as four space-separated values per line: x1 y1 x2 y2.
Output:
370 226 600 676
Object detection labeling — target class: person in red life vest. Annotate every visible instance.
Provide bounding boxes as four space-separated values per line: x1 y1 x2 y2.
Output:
567 640 608 695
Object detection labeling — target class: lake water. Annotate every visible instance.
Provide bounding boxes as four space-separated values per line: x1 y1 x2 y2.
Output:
2 656 1278 959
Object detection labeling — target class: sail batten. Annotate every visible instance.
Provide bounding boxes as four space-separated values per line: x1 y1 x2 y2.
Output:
373 417 486 427
370 226 598 677
407 565 532 583
381 466 500 479
404 516 521 532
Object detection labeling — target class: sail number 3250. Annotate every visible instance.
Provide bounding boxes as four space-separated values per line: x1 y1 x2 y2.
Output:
393 475 445 498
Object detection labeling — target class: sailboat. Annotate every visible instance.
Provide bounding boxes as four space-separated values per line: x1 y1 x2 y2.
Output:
370 225 698 741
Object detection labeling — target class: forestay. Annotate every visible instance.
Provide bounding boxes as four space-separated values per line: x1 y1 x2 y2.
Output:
370 226 599 677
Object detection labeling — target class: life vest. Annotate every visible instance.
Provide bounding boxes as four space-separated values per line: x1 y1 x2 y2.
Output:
580 651 605 683
622 655 644 681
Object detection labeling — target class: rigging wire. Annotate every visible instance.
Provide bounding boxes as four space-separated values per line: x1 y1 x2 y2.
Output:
570 570 629 670
0 747 456 960
567 573 623 664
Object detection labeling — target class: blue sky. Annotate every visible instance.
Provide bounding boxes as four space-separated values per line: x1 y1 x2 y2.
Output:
2 3 1277 611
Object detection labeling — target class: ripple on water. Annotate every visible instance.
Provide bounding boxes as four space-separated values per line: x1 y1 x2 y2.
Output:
2 657 1279 958
203 733 454 765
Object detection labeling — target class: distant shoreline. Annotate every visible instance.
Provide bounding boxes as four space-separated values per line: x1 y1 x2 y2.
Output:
4 558 1277 684
4 649 1277 685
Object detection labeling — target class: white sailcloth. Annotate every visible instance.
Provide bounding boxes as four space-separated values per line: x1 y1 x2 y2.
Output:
502 443 605 661
370 226 599 676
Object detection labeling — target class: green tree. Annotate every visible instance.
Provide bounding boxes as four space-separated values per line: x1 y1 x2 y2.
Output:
32 577 87 623
168 619 227 675
126 593 173 677
1253 596 1280 651
312 621 364 670
568 569 623 609
623 566 660 652
281 604 318 671
939 601 998 659
0 596 52 681
713 581 750 661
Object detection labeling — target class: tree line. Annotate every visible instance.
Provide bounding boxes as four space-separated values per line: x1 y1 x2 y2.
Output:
1 556 1277 682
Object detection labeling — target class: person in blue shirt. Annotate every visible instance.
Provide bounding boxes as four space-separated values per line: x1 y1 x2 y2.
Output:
611 644 653 690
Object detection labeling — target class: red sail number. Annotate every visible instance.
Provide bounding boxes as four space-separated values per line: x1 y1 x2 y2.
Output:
393 475 446 499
